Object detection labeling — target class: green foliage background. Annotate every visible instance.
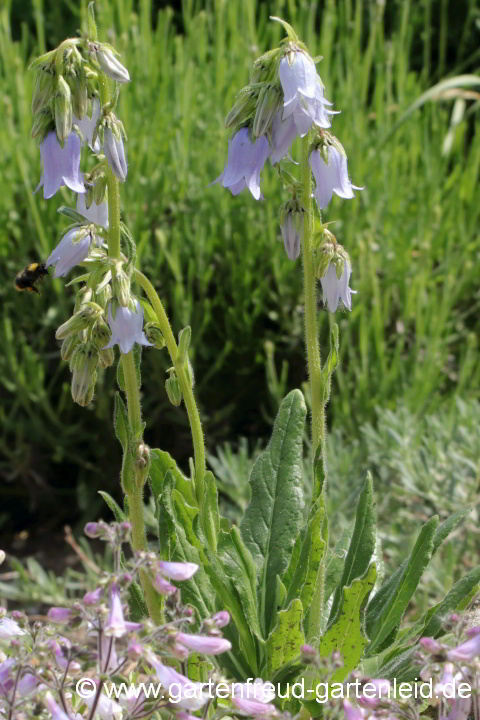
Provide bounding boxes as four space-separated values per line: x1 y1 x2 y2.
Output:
0 0 479 531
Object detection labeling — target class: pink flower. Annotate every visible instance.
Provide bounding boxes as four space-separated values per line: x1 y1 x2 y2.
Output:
146 650 209 710
212 611 230 628
447 633 480 662
157 561 199 580
104 583 127 638
153 573 177 596
45 691 71 720
175 632 232 655
343 700 365 720
84 587 103 605
358 679 391 709
47 607 72 624
233 698 276 715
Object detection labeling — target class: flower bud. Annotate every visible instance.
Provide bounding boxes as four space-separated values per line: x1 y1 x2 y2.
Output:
84 522 105 538
165 369 182 406
211 611 230 628
54 75 73 144
31 108 54 140
32 71 55 116
253 84 282 137
70 343 99 407
56 304 102 340
71 69 88 120
60 334 81 362
98 347 115 368
279 198 304 261
225 88 257 129
134 443 150 487
301 644 318 664
93 173 107 206
47 607 72 623
0 551 5 566
92 317 112 349
95 45 130 83
113 263 131 307
144 322 165 349
83 587 103 605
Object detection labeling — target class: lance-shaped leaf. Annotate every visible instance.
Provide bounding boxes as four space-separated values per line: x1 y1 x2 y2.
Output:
285 504 325 610
241 390 306 636
267 599 305 676
149 448 196 506
324 528 351 608
329 473 376 624
98 491 126 522
365 516 438 655
319 563 376 682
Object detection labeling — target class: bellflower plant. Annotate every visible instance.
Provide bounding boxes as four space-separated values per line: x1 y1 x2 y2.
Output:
19 8 480 720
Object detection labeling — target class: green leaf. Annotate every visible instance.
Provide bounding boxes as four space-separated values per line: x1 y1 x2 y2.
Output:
149 449 196 507
329 473 376 624
285 504 325 610
201 522 262 673
160 473 215 620
57 205 88 223
113 391 130 453
365 516 439 655
267 599 305 676
203 470 220 552
98 491 126 522
324 528 351 607
319 563 376 682
432 509 471 554
128 581 148 622
241 390 306 636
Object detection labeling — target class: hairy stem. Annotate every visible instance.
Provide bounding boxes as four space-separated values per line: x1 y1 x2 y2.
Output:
134 269 206 509
301 134 327 645
101 74 161 624
301 134 324 456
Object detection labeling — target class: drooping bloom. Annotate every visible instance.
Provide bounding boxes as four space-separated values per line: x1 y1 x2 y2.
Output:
104 300 152 355
50 638 80 672
47 607 72 624
279 51 334 130
77 192 108 229
320 260 356 313
434 662 454 700
447 631 480 662
104 583 127 638
83 586 103 605
157 561 199 581
0 616 26 638
233 698 277 715
280 203 303 261
309 144 362 210
46 227 97 278
174 632 232 655
153 574 177 596
212 127 270 200
104 127 127 182
74 97 101 151
45 691 72 720
146 650 209 710
36 131 85 199
96 47 130 84
100 634 118 673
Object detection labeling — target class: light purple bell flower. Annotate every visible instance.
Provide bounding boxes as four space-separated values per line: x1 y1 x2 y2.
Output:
104 127 127 182
84 692 123 720
77 192 108 228
0 616 26 638
74 97 101 151
47 607 72 624
104 300 153 355
46 227 98 278
279 52 335 129
36 131 85 199
309 145 362 210
175 632 232 655
146 650 209 710
104 583 127 638
321 260 356 313
212 127 270 200
153 574 176 596
45 692 71 720
233 698 276 715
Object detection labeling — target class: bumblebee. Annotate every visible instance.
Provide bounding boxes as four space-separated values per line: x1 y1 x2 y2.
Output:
14 262 49 294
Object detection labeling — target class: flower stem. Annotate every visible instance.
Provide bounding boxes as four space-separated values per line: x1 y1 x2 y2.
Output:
100 74 161 624
301 134 324 457
134 269 206 509
301 134 327 646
